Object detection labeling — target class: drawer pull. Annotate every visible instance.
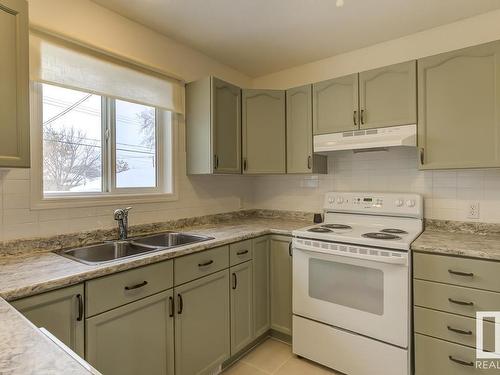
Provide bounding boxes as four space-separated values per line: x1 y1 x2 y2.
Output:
198 260 214 267
448 297 474 306
236 250 249 256
447 325 473 335
448 356 474 367
448 269 474 277
124 280 148 290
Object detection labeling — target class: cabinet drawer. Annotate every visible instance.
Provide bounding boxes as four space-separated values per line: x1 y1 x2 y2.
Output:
414 279 500 318
230 240 253 266
414 306 495 351
86 260 173 317
415 334 481 375
414 252 500 292
175 246 229 286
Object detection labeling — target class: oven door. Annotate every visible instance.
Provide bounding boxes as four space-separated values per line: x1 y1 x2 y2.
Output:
292 238 409 348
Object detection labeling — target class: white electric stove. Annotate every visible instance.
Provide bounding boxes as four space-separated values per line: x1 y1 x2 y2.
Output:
292 192 423 375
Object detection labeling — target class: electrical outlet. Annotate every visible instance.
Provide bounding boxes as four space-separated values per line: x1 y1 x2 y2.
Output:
467 202 480 219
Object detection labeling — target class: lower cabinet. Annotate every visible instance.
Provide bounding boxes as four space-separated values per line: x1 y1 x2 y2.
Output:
252 236 270 337
11 283 85 357
86 290 175 375
230 260 254 355
270 235 292 335
174 269 230 375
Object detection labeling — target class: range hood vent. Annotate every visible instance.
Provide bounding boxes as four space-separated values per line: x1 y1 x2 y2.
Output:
314 124 417 152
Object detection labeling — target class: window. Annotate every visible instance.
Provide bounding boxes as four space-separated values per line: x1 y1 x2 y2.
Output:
36 83 173 202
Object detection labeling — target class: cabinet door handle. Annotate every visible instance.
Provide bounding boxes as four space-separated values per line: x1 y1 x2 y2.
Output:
307 155 312 169
289 242 293 257
419 148 425 165
353 110 357 126
236 250 249 256
448 297 474 306
448 356 474 367
124 280 148 290
177 294 183 314
168 296 174 317
447 325 472 335
360 109 365 124
243 158 248 171
198 260 214 267
214 154 219 169
448 269 474 277
76 294 83 322
232 273 237 290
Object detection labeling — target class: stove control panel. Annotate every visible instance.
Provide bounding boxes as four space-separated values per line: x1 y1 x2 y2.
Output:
324 192 423 218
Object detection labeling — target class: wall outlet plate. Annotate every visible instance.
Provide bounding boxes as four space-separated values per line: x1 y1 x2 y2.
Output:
467 201 480 219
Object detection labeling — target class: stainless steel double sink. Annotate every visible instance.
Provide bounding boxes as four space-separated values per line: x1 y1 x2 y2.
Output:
56 232 214 265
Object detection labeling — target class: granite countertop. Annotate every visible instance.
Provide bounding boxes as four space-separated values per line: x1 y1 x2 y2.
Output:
0 215 307 375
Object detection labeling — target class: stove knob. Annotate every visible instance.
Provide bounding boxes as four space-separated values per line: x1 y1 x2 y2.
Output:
336 197 344 204
406 199 416 208
395 199 404 207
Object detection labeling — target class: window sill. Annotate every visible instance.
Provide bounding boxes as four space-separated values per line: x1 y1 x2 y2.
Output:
30 192 178 210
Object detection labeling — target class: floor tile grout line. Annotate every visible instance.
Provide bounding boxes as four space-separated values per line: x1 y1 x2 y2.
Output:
271 356 295 375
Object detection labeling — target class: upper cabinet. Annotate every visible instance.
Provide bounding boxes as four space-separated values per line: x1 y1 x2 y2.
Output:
418 41 500 169
0 0 30 168
286 85 327 174
186 76 241 174
242 89 286 174
358 61 416 129
313 74 358 135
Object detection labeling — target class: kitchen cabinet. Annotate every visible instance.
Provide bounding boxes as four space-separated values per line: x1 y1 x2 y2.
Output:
86 290 175 375
312 74 359 135
186 76 241 174
242 89 286 174
230 261 254 355
252 236 270 338
270 235 292 336
0 0 30 167
418 41 500 169
358 61 416 129
286 85 327 174
11 284 84 357
175 269 230 375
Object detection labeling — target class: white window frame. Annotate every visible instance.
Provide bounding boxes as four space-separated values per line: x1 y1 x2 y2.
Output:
30 82 178 209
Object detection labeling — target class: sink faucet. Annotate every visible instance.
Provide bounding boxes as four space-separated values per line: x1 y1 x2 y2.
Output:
114 207 132 240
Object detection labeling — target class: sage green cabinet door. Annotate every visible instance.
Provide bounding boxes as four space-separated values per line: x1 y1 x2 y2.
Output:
242 89 286 174
175 270 230 375
270 235 292 335
312 74 359 135
0 0 29 167
86 290 174 375
252 236 270 337
287 85 313 173
230 261 254 355
418 41 500 169
12 284 84 357
212 78 241 174
359 61 416 129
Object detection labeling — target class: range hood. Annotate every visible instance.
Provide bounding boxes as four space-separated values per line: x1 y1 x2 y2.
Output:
314 124 417 152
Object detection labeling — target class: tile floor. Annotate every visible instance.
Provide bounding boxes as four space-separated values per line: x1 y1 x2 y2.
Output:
223 338 340 375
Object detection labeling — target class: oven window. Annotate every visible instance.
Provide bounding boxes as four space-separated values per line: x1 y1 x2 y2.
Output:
309 259 384 315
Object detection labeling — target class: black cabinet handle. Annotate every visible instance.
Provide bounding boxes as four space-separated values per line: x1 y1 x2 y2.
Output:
448 297 474 306
177 294 183 314
447 325 472 335
168 296 174 317
448 356 474 367
289 242 293 257
76 294 83 322
198 260 214 267
243 159 247 171
448 269 474 277
214 154 219 169
360 109 365 124
232 273 237 290
236 250 249 256
307 156 312 169
353 110 357 126
124 280 148 290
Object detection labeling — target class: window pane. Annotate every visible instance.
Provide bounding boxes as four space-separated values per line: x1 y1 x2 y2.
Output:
115 100 157 188
42 84 102 194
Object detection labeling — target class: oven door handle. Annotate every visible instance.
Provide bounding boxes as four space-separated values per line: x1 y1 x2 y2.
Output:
294 246 408 265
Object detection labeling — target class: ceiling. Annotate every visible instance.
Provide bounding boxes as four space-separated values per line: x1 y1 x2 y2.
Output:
92 0 500 77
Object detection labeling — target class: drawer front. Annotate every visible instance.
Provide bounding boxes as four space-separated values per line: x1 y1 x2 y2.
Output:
86 260 173 317
229 240 253 266
414 306 496 351
415 334 482 375
175 246 229 286
414 279 500 318
414 252 500 292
